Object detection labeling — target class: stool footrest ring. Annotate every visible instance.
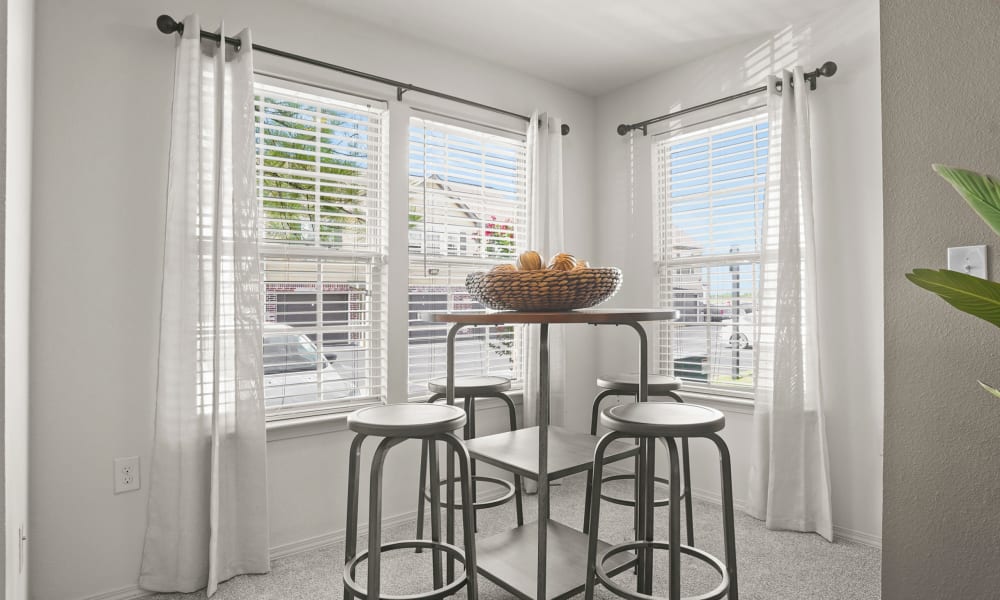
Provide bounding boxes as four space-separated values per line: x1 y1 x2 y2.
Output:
422 475 516 510
598 473 686 507
595 540 730 600
344 539 468 600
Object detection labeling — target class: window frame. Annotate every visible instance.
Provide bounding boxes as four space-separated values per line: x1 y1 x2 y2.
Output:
252 76 534 421
254 77 389 421
405 114 529 399
652 110 769 401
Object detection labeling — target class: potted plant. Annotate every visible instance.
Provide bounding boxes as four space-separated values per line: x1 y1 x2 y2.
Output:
906 165 1000 398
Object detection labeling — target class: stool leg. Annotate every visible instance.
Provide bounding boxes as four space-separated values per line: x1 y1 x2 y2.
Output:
665 390 696 546
497 392 524 527
632 439 641 575
590 390 618 435
585 432 620 600
446 433 456 582
707 432 739 600
466 396 478 532
637 438 656 594
415 439 428 552
367 437 403 600
682 438 695 547
343 434 366 600
417 394 443 554
586 391 615 535
428 439 444 590
634 392 643 579
664 437 681 600
442 433 479 600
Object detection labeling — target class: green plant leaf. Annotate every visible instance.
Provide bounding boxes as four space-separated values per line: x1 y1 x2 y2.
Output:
979 381 1000 399
933 164 1000 237
905 268 1000 329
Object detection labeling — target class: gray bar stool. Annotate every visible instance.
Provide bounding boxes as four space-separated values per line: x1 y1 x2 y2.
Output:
585 403 738 600
586 373 694 546
344 403 479 600
416 376 524 544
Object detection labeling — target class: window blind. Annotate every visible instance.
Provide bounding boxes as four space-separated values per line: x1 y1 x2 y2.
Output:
255 82 387 418
654 113 768 395
407 117 527 397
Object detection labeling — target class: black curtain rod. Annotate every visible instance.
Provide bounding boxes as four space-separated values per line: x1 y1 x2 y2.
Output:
616 61 838 136
156 15 570 136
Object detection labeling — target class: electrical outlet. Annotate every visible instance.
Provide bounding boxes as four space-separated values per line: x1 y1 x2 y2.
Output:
114 456 140 494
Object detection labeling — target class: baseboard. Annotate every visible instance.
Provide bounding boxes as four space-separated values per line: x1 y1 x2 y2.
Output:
691 487 881 549
78 585 151 600
831 524 882 549
78 510 422 600
269 508 419 559
690 486 749 512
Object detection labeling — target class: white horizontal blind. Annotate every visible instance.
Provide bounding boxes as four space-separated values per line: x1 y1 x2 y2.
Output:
654 113 768 395
255 82 387 419
408 117 527 397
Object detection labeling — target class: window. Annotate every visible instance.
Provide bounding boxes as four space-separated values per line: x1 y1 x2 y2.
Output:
654 113 768 396
407 116 528 396
255 81 387 419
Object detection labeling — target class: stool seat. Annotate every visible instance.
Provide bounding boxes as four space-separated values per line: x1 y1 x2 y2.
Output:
428 376 511 396
596 373 681 394
600 403 724 437
348 404 467 437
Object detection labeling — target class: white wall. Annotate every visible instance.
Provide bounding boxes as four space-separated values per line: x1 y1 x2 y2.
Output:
27 1 597 599
28 0 887 597
2 0 33 597
593 0 884 545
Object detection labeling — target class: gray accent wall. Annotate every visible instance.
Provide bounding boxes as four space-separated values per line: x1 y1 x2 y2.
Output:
881 1 1000 597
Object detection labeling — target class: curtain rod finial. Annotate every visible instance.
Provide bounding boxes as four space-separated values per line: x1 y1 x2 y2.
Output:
561 123 570 136
617 124 630 136
819 61 837 78
156 14 181 35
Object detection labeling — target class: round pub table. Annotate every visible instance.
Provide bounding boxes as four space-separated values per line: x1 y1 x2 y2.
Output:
419 308 676 600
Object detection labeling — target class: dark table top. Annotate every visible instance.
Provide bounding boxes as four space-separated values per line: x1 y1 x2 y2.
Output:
420 308 677 325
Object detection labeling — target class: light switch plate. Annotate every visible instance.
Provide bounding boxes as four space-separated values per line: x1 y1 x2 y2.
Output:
947 245 988 279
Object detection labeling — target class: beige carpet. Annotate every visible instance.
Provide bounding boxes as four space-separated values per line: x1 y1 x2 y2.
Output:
146 473 880 599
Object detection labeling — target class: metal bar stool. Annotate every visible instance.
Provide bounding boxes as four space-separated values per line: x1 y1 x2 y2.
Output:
585 402 738 600
586 373 695 546
344 403 479 600
416 376 524 544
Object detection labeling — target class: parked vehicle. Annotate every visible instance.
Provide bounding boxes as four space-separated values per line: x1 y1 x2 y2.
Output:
718 305 753 349
263 325 357 407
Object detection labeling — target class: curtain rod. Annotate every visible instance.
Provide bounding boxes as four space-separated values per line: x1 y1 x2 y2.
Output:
155 15 570 136
616 61 838 136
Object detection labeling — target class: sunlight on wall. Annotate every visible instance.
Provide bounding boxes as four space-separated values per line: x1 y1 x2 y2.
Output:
744 25 804 86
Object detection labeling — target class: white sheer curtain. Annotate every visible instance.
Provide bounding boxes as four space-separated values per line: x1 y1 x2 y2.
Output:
139 16 269 595
525 112 566 437
747 67 834 541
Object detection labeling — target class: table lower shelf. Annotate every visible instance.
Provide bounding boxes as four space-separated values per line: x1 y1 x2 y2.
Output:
465 426 638 480
476 519 635 600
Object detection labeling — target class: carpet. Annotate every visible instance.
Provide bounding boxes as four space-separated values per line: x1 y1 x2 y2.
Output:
145 473 880 599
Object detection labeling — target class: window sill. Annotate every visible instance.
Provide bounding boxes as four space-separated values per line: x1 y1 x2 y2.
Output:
266 411 352 442
266 390 525 442
676 389 755 415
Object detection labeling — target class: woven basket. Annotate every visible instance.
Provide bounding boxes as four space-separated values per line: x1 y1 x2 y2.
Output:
465 267 622 312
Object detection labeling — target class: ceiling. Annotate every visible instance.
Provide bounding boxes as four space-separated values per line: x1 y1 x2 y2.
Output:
308 0 846 96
